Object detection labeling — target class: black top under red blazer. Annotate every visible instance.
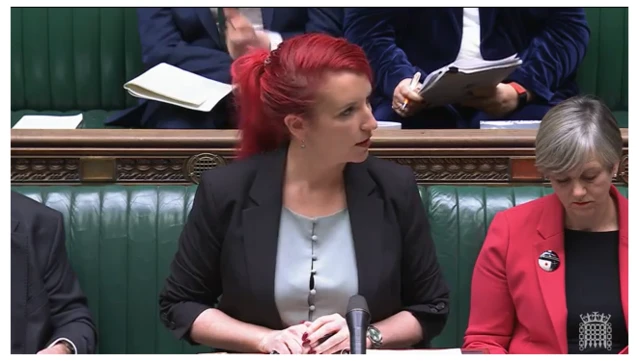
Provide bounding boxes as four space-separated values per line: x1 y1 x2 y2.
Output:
158 146 450 348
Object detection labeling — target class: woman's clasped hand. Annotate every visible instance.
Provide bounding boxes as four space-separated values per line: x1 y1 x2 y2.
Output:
260 314 352 354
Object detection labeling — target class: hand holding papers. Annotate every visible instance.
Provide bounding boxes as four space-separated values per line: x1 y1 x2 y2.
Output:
418 54 522 108
393 75 425 117
401 72 422 111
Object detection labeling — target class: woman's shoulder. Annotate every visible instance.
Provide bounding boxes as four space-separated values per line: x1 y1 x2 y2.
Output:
198 154 263 198
363 156 415 187
492 192 555 229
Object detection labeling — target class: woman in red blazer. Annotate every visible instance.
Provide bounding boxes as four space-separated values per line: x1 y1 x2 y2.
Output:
463 95 628 354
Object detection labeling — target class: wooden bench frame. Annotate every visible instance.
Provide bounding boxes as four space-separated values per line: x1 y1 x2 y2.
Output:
11 129 629 186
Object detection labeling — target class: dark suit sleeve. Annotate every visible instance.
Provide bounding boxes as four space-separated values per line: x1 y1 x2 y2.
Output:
507 8 589 101
159 177 223 344
137 8 233 84
277 8 344 40
397 167 450 347
43 212 97 354
344 8 421 100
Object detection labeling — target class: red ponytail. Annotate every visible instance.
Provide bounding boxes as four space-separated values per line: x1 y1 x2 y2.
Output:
231 34 372 159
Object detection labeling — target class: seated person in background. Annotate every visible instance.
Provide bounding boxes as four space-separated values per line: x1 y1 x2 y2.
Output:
158 33 450 354
463 95 628 354
106 7 344 129
11 192 97 354
344 8 590 129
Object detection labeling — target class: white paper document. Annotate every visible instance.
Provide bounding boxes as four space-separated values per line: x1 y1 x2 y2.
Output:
13 114 83 129
124 62 233 112
377 121 402 129
419 54 522 108
480 120 541 129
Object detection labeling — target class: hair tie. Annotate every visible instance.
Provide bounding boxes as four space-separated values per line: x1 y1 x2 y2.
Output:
264 47 280 67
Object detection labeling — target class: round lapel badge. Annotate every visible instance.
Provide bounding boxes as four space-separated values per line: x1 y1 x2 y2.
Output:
538 250 560 272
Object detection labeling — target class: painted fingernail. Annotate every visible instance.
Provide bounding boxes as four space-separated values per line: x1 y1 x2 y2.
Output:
302 333 308 342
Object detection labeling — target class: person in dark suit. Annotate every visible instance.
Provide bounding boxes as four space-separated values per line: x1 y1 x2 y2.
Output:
158 33 450 354
106 7 344 129
463 96 628 353
344 8 590 129
11 192 97 354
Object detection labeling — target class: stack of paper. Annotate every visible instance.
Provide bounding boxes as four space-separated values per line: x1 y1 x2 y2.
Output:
377 121 402 129
13 114 83 129
480 120 541 129
124 63 233 112
419 54 522 107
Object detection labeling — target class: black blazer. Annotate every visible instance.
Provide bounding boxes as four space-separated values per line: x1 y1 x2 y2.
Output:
11 192 97 354
159 147 450 348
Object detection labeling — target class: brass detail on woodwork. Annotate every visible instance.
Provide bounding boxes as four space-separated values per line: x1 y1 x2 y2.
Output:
186 153 228 184
80 157 116 182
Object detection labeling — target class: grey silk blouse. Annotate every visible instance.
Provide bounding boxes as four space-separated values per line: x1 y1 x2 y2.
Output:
273 207 359 327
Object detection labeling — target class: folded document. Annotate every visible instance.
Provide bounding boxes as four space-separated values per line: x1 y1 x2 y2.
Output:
124 63 233 112
419 54 522 107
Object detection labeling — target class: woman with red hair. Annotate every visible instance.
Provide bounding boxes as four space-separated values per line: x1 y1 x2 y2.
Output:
158 33 449 354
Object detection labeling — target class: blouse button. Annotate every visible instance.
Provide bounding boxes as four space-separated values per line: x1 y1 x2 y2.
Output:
310 289 317 295
311 269 316 275
311 235 318 241
309 305 316 311
312 255 318 261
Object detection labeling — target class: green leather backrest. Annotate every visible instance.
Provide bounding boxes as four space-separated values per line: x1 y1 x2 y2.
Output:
11 184 628 353
423 185 628 348
11 186 207 354
577 7 628 112
11 8 142 111
10 7 629 119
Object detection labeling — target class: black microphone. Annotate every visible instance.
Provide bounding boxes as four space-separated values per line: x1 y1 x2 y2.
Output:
346 295 371 354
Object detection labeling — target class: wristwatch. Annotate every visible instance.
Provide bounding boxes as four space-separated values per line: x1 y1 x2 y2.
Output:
367 325 383 349
507 82 528 110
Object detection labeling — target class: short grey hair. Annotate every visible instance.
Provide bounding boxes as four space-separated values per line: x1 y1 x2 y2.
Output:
535 95 623 176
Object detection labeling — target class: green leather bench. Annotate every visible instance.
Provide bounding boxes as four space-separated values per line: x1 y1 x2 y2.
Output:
11 184 628 353
11 8 141 129
575 7 628 128
11 7 628 128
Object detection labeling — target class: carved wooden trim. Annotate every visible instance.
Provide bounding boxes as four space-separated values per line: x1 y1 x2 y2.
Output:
10 129 629 186
390 157 510 182
117 157 188 182
12 158 80 182
11 154 629 186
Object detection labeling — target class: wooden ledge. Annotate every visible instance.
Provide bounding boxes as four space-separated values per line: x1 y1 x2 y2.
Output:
11 128 592 148
11 129 629 186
